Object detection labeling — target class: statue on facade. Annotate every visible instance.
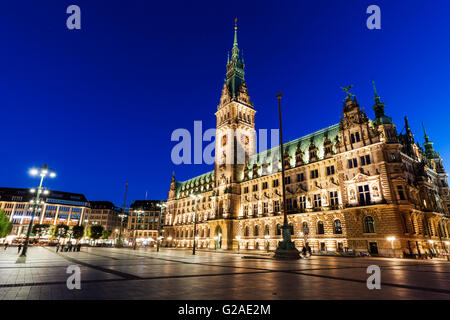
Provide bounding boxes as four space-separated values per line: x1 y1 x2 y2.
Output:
341 85 355 101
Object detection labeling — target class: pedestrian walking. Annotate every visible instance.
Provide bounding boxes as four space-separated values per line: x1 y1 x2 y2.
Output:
56 243 60 252
4 243 8 251
17 244 22 254
302 246 307 257
307 245 312 257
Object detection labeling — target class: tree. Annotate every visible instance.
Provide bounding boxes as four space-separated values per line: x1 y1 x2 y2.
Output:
31 224 50 243
72 225 84 243
0 209 12 238
102 229 112 240
50 225 69 241
87 225 104 243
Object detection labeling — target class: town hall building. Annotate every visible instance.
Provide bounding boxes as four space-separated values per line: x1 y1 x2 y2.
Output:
162 23 450 257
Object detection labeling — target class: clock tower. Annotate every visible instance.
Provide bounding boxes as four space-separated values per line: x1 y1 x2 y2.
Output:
214 20 256 218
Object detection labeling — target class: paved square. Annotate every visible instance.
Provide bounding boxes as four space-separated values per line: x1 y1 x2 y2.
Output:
0 247 449 300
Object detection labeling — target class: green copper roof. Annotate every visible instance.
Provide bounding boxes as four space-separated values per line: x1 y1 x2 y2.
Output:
372 81 393 126
175 170 215 199
422 123 439 159
244 123 340 180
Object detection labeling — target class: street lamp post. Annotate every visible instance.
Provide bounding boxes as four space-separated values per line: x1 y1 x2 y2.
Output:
274 92 300 260
17 164 56 263
156 202 167 253
387 236 396 258
190 194 202 255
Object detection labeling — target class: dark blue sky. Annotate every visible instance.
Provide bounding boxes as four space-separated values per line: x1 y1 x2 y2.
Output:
2 0 450 207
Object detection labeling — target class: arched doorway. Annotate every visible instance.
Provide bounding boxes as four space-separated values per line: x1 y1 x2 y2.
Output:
215 226 223 249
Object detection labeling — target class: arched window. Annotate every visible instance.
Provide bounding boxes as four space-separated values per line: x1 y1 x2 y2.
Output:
265 225 270 236
254 225 259 236
363 216 375 233
276 224 281 236
181 230 184 238
317 221 324 235
334 219 342 234
302 222 309 235
244 226 249 237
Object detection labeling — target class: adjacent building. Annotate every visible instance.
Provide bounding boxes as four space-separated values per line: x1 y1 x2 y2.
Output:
0 187 90 236
88 201 124 239
162 23 450 257
127 200 165 245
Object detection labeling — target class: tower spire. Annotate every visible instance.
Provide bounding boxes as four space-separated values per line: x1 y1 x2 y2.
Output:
422 122 429 142
224 18 246 100
371 81 392 126
233 17 238 48
372 80 380 103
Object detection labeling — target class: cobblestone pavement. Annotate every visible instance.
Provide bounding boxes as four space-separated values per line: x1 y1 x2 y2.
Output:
0 246 449 300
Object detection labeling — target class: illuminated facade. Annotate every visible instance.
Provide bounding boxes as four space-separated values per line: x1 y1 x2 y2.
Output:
0 187 90 236
88 201 123 239
127 200 165 245
163 24 450 257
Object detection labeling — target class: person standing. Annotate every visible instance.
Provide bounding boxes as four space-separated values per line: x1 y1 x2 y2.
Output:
17 244 22 254
4 243 8 251
56 243 60 253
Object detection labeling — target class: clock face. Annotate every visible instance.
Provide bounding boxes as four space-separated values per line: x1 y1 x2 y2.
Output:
241 135 249 145
222 135 227 146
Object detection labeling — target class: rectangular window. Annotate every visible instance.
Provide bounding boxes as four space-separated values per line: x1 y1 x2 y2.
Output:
326 166 335 175
243 187 249 194
355 132 361 142
348 158 358 169
263 202 268 213
252 184 258 192
297 173 305 182
253 204 258 215
360 155 371 166
351 134 355 144
358 185 371 205
330 191 338 207
299 196 306 209
274 200 280 212
262 182 268 190
272 179 279 187
285 176 291 184
314 194 321 208
310 169 319 179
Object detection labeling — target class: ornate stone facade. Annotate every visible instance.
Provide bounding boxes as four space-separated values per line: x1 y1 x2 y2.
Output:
162 25 450 258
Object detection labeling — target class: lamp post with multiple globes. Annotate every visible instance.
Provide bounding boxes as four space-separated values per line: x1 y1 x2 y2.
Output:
17 164 56 263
